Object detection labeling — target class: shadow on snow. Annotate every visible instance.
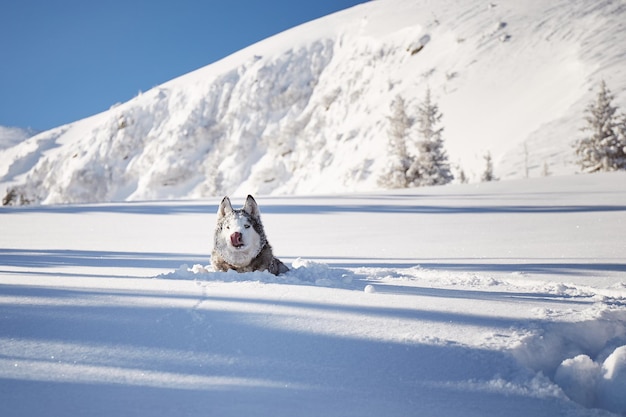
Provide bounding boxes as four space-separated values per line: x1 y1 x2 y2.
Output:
0 283 580 417
2 199 626 216
0 248 206 271
317 256 626 277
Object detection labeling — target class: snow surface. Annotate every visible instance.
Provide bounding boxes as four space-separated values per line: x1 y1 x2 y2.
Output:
0 126 35 151
2 0 626 205
1 173 625 416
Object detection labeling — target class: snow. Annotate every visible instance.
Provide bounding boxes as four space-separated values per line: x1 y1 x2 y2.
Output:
1 172 626 416
0 126 35 151
1 0 625 413
2 0 626 205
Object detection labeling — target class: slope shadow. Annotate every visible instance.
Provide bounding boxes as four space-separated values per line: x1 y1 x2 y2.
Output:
0 202 213 215
417 261 626 275
320 256 626 276
259 203 626 215
0 283 582 417
3 200 626 216
0 248 206 272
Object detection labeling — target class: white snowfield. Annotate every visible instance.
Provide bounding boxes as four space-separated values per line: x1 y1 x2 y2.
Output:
1 0 625 205
1 173 625 416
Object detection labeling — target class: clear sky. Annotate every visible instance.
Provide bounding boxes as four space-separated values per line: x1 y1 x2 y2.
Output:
0 0 367 131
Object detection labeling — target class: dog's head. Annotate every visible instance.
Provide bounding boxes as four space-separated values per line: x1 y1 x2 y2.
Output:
214 195 266 260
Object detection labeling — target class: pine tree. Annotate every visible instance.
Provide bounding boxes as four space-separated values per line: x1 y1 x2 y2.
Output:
378 95 413 188
407 89 453 186
481 151 497 182
523 143 530 178
454 163 468 184
576 81 626 172
616 113 626 168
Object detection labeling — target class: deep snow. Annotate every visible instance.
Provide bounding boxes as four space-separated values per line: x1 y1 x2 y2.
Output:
1 173 625 416
2 0 626 205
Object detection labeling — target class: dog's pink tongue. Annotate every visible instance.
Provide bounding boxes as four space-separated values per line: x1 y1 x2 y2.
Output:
230 232 243 247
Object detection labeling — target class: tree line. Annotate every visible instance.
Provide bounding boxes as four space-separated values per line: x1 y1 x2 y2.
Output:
379 81 626 191
378 89 492 189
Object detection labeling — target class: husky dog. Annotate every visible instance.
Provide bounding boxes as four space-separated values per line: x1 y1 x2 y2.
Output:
212 195 289 275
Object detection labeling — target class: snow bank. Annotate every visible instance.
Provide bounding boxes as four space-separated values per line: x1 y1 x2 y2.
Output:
158 258 356 288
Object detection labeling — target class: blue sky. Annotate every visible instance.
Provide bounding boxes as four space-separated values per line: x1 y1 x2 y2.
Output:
0 0 366 131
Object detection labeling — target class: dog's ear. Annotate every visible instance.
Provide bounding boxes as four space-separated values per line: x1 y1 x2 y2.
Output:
217 196 233 219
243 195 260 219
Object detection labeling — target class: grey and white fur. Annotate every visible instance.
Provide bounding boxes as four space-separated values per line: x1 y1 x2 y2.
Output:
211 195 289 275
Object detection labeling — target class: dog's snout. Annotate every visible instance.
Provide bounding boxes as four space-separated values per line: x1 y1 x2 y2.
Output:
230 232 244 247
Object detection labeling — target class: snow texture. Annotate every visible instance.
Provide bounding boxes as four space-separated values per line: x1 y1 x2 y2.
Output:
2 0 626 204
0 126 35 151
1 172 626 416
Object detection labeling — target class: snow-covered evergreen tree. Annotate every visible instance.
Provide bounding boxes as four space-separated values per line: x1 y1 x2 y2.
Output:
616 113 626 167
481 151 497 182
523 143 530 178
407 89 453 186
454 163 468 184
378 95 413 188
575 81 626 172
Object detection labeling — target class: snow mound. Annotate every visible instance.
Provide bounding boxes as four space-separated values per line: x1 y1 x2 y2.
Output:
554 355 601 408
157 258 356 288
598 345 626 414
553 346 626 414
514 307 626 412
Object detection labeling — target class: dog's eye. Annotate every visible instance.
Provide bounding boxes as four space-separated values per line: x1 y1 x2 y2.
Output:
244 224 251 229
226 226 230 230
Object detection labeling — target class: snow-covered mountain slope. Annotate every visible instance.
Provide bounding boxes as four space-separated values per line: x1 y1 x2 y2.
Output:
2 0 625 205
1 173 625 416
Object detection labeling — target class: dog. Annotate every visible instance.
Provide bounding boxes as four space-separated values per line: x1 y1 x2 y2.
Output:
211 195 289 275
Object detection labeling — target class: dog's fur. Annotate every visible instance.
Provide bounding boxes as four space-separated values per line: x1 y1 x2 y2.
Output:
211 195 288 275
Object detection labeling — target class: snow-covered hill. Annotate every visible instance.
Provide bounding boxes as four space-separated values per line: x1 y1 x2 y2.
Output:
2 0 626 205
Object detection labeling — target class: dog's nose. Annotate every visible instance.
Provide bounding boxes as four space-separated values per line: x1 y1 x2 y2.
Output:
230 232 244 247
